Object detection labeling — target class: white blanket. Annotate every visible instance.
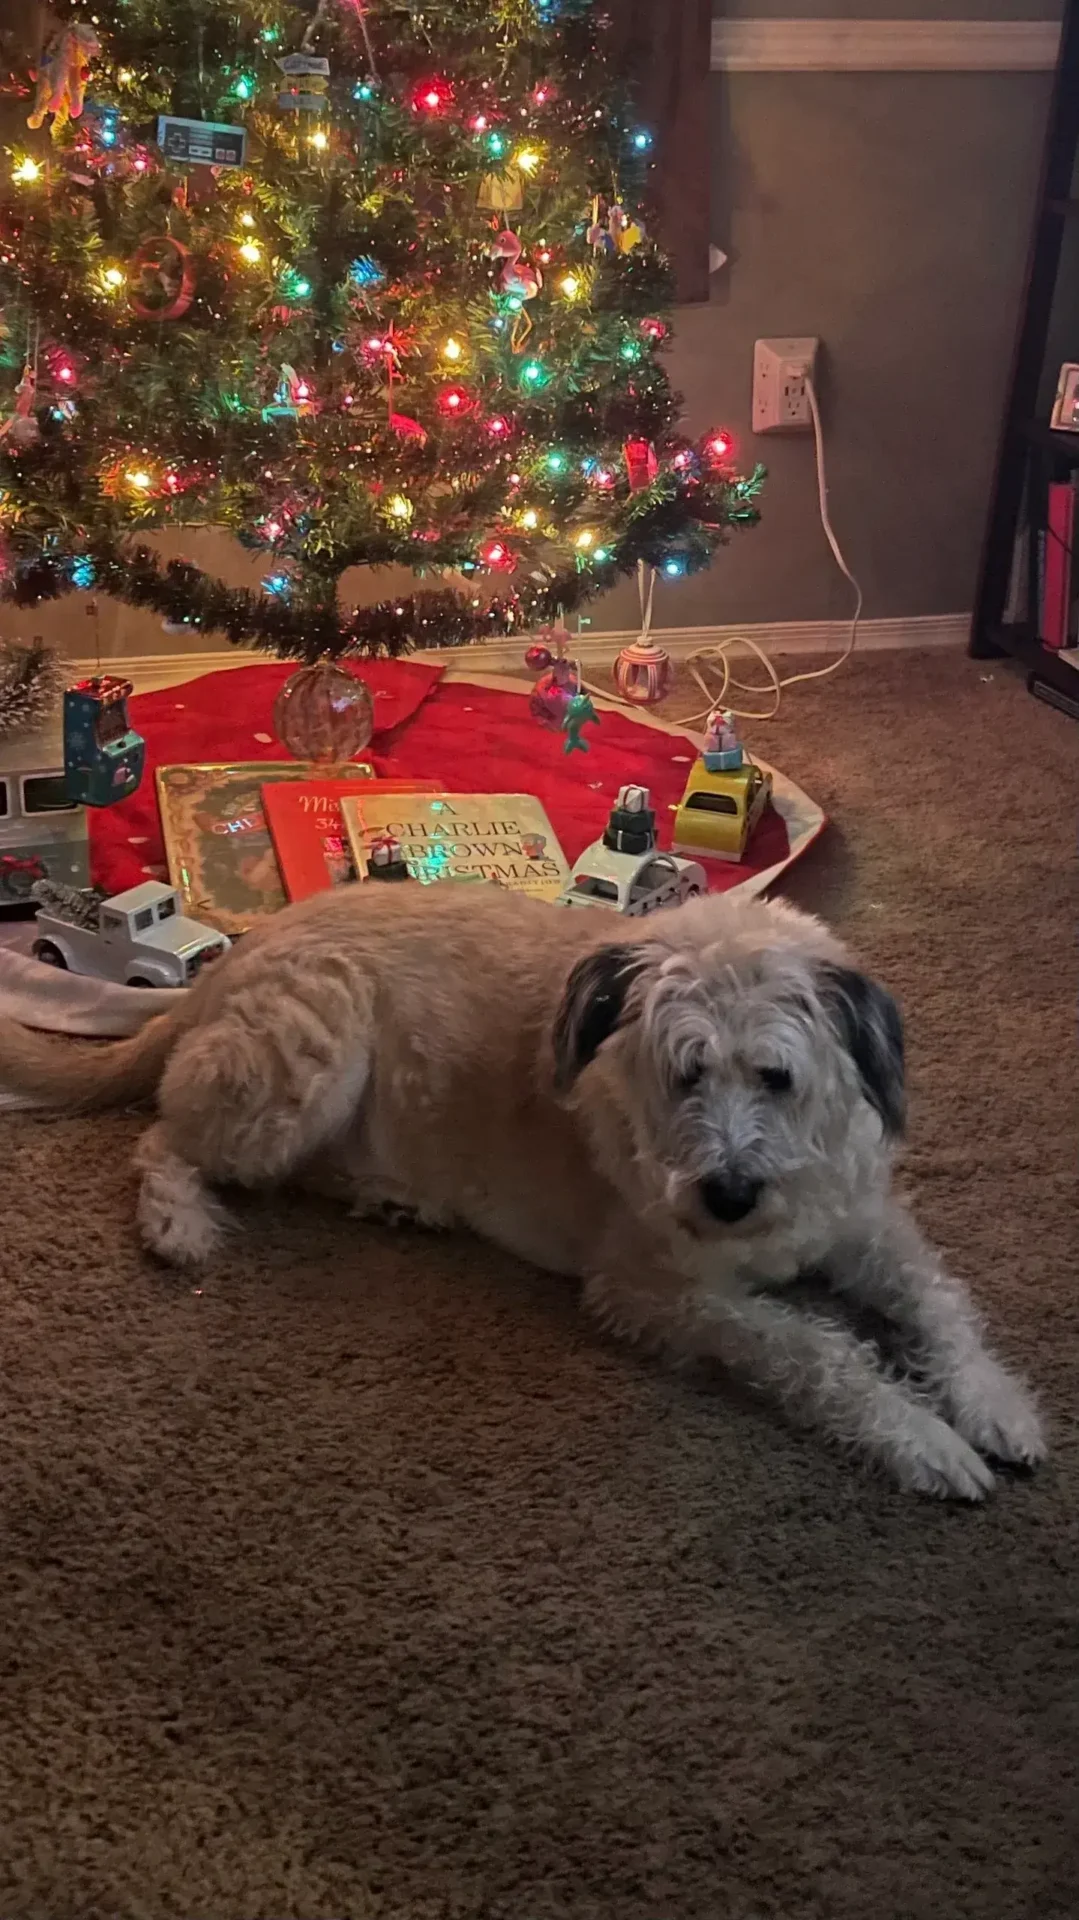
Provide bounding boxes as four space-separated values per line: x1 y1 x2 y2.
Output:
0 949 183 1111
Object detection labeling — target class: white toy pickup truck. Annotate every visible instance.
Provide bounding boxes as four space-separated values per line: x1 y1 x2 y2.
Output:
32 879 231 987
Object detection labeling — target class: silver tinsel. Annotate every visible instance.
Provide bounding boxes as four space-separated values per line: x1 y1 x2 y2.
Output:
0 640 63 738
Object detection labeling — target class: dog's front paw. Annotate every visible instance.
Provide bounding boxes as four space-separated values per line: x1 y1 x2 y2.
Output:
891 1407 997 1501
946 1359 1047 1469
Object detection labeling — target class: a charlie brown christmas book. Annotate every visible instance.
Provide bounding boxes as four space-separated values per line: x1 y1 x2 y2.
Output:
341 792 570 901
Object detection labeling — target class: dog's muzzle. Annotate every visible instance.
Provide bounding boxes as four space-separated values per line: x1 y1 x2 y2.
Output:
699 1174 764 1226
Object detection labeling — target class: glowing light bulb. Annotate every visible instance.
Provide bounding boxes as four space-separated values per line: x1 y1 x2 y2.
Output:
706 429 734 460
486 415 510 438
102 266 124 289
575 529 595 550
545 450 566 473
472 115 488 132
388 494 413 520
516 148 540 175
486 131 507 157
442 337 463 362
632 129 652 151
239 211 255 228
239 241 262 264
127 469 152 490
521 509 539 530
521 360 546 386
309 129 329 150
560 274 580 298
55 363 75 384
664 557 686 578
12 157 41 183
593 547 610 563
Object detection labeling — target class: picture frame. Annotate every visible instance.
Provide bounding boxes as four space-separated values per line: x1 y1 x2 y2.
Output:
1050 362 1079 432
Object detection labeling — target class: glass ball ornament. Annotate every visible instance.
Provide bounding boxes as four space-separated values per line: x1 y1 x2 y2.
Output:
524 643 553 672
613 639 672 707
273 659 375 764
529 656 577 731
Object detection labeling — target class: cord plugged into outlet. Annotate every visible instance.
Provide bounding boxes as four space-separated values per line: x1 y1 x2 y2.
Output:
752 336 819 434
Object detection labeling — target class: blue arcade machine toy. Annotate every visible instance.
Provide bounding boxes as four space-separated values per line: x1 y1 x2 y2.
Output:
63 676 145 808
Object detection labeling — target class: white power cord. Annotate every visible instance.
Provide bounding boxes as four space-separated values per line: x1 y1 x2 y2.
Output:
589 374 863 726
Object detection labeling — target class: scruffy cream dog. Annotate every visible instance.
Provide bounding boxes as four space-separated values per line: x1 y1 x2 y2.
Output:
0 884 1044 1498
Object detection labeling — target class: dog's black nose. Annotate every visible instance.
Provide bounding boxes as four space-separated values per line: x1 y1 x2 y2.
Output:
700 1174 763 1225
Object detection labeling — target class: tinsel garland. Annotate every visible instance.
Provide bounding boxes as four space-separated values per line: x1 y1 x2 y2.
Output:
0 638 64 735
0 462 764 660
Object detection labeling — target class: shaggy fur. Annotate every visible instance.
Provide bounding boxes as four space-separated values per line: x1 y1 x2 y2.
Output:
0 884 1044 1497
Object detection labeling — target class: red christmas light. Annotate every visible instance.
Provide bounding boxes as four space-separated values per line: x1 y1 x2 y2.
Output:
414 78 453 114
705 428 735 462
438 384 473 417
479 537 517 572
640 317 668 343
485 414 511 438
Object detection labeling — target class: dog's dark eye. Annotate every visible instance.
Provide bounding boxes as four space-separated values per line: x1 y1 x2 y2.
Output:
759 1066 793 1094
675 1055 707 1093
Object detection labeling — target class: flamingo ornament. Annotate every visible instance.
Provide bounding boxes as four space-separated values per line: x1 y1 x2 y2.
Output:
490 231 543 302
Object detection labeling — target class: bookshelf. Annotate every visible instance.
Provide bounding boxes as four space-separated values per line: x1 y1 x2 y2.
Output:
970 0 1079 718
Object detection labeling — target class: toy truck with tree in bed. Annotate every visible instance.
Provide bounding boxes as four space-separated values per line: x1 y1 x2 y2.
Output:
32 879 230 987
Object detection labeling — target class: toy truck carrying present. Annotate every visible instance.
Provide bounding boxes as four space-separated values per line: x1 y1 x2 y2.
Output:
63 674 145 807
33 880 230 987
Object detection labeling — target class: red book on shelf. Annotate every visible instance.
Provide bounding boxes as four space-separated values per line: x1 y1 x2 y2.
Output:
263 777 439 901
1041 481 1074 650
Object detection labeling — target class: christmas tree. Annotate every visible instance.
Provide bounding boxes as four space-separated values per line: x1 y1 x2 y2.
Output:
0 1 763 662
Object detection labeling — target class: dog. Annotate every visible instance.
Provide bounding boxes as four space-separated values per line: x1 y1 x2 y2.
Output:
0 883 1044 1499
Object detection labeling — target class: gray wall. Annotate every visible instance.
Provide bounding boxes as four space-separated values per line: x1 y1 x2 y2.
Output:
592 29 1054 633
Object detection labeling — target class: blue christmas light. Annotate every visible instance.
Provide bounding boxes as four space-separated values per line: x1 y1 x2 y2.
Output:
486 131 507 158
663 557 686 578
262 571 291 597
354 80 377 101
71 557 96 589
349 255 383 287
632 129 653 152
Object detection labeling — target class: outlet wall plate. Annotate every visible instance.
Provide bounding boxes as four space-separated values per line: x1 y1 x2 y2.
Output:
752 336 820 434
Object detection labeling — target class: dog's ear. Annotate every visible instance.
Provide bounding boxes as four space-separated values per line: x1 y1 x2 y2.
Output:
552 944 651 1091
817 963 906 1137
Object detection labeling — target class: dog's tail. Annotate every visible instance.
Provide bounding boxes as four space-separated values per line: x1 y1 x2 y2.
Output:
0 1007 184 1112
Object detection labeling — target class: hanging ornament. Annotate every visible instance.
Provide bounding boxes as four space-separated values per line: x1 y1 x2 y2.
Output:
623 438 658 491
274 659 375 765
615 640 672 707
388 412 427 444
614 565 672 708
264 364 317 418
608 203 646 253
127 236 196 321
63 674 145 807
528 625 577 730
27 23 100 132
0 363 41 448
477 166 524 213
490 230 542 302
562 688 599 755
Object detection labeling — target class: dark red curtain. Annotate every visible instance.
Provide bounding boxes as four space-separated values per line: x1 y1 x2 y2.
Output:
608 0 714 303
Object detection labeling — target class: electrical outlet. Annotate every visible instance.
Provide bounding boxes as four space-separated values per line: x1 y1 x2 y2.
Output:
752 337 820 434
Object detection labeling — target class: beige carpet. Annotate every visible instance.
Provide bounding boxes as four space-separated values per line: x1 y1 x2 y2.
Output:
1 650 1076 1920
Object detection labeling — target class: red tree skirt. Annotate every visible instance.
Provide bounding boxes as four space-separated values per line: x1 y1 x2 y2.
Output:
90 663 809 898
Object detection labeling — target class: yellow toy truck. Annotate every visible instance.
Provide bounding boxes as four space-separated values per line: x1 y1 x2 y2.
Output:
672 758 773 863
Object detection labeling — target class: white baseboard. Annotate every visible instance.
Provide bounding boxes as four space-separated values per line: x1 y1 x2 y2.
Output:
69 613 969 694
711 19 1060 73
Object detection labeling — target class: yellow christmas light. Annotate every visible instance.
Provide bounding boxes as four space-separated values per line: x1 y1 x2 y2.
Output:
308 129 329 151
101 266 125 290
12 157 42 184
515 148 541 175
575 529 596 550
441 337 463 362
239 240 262 264
520 509 539 531
127 469 153 491
239 211 256 228
388 494 413 521
560 274 581 299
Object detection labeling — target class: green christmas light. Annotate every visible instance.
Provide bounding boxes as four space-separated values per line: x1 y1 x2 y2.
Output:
521 360 548 388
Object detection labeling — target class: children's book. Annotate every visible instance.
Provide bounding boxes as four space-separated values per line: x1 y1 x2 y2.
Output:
341 791 570 901
263 777 439 901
